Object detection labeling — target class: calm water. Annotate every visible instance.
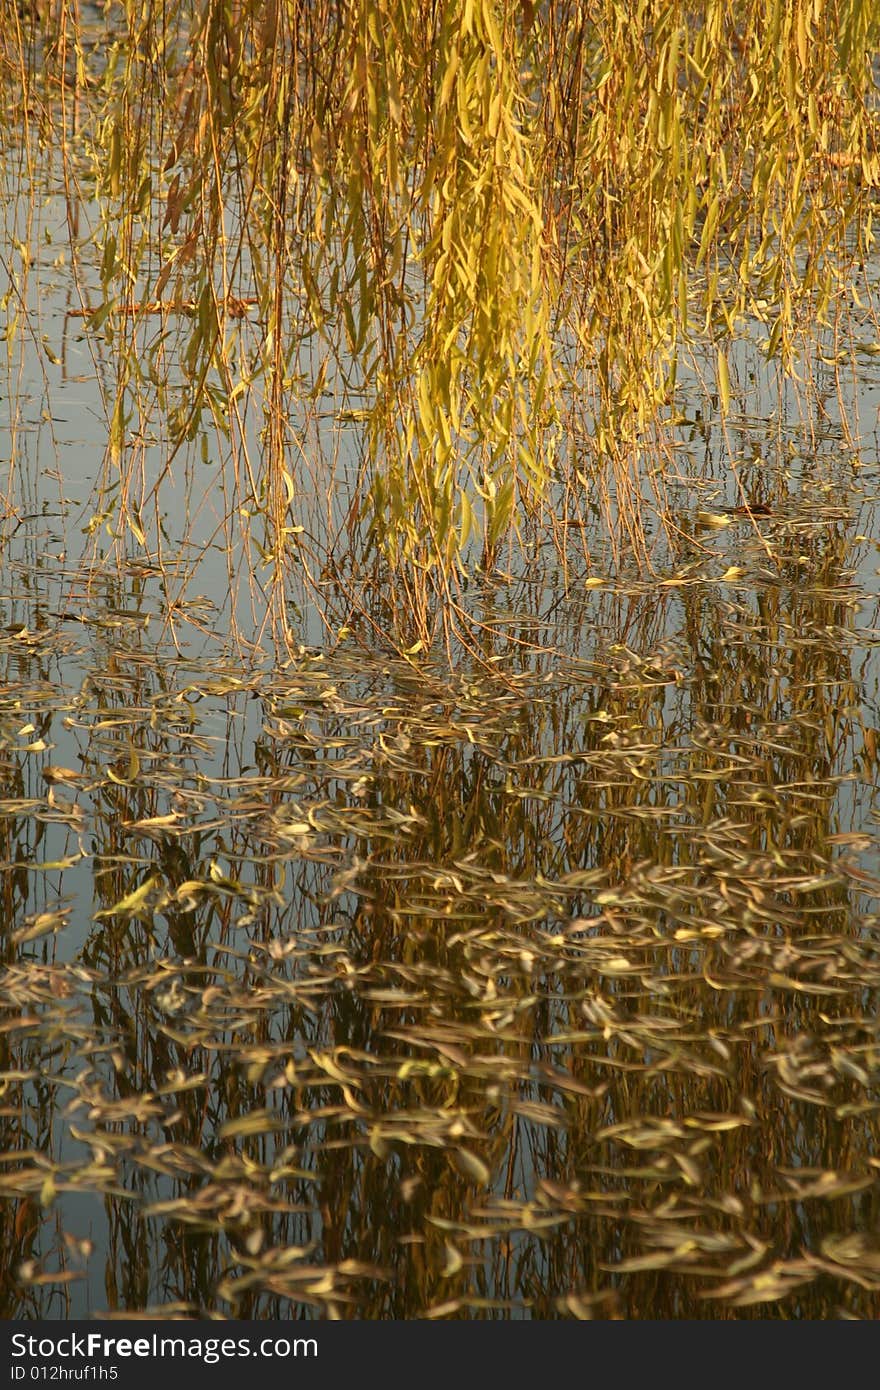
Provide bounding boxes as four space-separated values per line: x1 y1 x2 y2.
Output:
3 52 880 1321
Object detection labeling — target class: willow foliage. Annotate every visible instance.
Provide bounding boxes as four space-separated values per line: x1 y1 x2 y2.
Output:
3 0 880 611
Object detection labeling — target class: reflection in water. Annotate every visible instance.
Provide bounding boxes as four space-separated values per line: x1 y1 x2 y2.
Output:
3 17 880 1319
2 527 880 1318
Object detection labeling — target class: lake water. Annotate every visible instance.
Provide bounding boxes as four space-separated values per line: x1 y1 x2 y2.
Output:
3 34 880 1319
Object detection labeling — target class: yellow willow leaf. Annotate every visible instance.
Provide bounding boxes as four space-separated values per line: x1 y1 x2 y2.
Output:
456 84 475 146
438 47 459 109
666 25 681 85
796 8 808 69
716 348 731 413
503 178 540 222
94 875 161 921
487 90 502 139
108 123 122 198
437 406 452 452
417 371 435 434
453 1148 490 1185
459 489 475 549
109 397 126 466
766 317 783 358
24 853 85 872
696 194 720 267
441 1242 463 1278
863 154 880 187
309 120 326 176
